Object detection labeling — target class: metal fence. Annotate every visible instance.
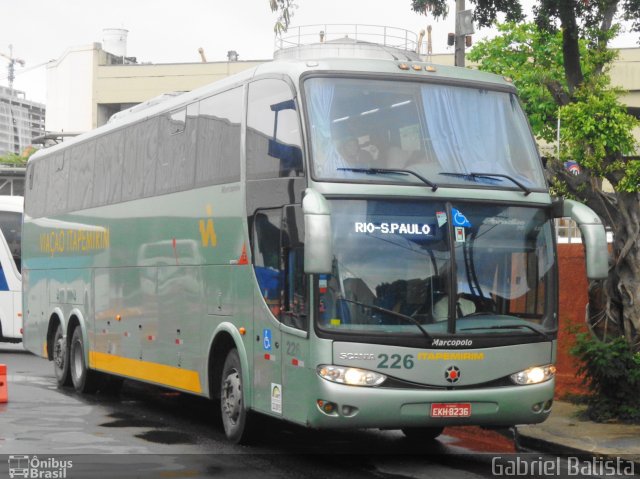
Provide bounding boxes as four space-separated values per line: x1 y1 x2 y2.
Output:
275 24 420 53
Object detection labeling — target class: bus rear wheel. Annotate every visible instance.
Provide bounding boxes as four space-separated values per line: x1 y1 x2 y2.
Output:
52 322 71 387
69 326 100 394
220 348 254 444
401 426 444 441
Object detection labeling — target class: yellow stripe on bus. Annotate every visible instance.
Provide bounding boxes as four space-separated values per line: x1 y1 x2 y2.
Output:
89 351 202 394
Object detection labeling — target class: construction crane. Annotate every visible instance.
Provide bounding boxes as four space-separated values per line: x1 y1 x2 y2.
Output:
0 45 25 90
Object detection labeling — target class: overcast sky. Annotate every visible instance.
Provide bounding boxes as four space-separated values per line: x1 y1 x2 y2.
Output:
2 0 638 104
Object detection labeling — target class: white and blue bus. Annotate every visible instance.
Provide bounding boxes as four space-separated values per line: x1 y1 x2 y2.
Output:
0 195 23 343
22 46 607 443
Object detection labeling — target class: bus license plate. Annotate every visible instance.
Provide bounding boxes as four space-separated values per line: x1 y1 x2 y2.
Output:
430 403 471 417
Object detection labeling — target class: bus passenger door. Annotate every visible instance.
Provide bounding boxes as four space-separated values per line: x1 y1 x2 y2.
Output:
279 205 310 425
251 209 284 417
246 77 307 418
251 206 309 422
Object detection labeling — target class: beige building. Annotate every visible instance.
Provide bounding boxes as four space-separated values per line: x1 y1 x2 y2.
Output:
45 32 640 145
46 42 264 134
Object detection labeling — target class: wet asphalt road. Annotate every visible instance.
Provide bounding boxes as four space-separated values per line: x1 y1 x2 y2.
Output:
0 343 558 479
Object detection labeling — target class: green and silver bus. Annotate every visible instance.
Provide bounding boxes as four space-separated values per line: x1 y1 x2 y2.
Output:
23 56 608 443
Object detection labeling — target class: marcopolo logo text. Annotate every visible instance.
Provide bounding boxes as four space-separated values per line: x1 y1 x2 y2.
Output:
431 338 473 347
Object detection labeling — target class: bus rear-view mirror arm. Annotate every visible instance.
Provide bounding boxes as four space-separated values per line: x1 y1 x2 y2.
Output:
552 198 609 280
302 188 333 274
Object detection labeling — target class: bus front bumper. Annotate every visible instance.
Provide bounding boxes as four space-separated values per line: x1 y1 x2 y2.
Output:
307 377 554 429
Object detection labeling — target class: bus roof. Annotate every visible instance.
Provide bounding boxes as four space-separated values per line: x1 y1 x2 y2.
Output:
256 57 514 89
29 58 514 163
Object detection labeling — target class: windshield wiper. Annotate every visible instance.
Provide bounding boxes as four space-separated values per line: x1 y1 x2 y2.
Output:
439 172 531 196
337 167 438 191
338 297 432 341
459 324 549 340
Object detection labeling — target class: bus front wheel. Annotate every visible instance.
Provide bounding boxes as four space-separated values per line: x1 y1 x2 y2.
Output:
220 348 254 444
52 322 71 387
69 326 100 394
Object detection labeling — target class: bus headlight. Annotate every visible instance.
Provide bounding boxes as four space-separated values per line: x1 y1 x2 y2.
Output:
510 364 556 385
317 365 386 386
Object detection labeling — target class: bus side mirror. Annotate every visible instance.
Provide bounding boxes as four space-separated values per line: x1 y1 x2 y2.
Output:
554 199 609 279
302 189 332 274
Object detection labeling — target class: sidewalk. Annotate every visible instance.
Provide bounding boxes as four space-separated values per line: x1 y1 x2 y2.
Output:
516 400 640 464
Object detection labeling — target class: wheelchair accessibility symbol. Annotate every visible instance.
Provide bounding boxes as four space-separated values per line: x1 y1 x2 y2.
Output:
452 208 472 227
263 329 272 351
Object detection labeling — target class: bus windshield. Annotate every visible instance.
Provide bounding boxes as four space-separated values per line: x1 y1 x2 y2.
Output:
317 200 556 339
305 77 545 190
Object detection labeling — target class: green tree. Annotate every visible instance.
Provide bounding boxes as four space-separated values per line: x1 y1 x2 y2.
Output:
464 18 640 348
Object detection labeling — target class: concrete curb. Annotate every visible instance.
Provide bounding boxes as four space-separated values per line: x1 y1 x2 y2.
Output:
515 427 640 467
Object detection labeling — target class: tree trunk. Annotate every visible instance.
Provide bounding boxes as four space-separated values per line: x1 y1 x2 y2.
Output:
557 0 584 93
547 163 640 350
604 191 640 350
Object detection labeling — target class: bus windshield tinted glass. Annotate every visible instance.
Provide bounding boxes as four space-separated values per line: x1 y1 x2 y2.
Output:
305 77 545 190
317 200 556 337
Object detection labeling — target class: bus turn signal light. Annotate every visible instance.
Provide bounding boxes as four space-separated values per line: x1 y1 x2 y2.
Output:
317 399 337 414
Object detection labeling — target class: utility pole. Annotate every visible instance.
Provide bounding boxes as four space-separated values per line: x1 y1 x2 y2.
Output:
454 0 465 67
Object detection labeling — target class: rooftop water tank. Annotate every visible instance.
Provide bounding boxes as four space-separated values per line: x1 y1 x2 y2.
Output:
102 28 129 58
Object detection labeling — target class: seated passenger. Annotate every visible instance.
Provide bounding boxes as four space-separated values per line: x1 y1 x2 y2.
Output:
369 133 409 168
339 137 374 167
433 295 476 321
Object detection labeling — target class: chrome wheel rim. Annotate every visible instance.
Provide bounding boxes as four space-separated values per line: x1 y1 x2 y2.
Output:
54 334 65 370
221 369 242 425
72 340 83 382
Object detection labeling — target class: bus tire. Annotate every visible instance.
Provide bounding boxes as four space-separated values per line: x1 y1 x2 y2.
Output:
401 426 444 441
69 326 100 394
52 322 71 387
220 348 253 444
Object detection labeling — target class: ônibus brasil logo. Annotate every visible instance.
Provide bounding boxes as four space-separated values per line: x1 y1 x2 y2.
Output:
8 455 73 478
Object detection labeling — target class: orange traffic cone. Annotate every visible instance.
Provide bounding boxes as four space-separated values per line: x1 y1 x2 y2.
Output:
238 243 249 265
0 364 7 403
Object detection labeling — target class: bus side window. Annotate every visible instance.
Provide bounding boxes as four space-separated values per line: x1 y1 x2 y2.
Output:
281 205 308 331
252 209 284 318
67 140 96 211
247 79 304 180
47 153 69 216
196 87 242 186
251 206 308 331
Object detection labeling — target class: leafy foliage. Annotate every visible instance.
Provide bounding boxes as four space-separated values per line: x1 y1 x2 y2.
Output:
572 333 640 422
560 82 638 179
411 0 640 45
468 22 639 192
0 151 30 167
411 0 524 28
269 0 297 34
